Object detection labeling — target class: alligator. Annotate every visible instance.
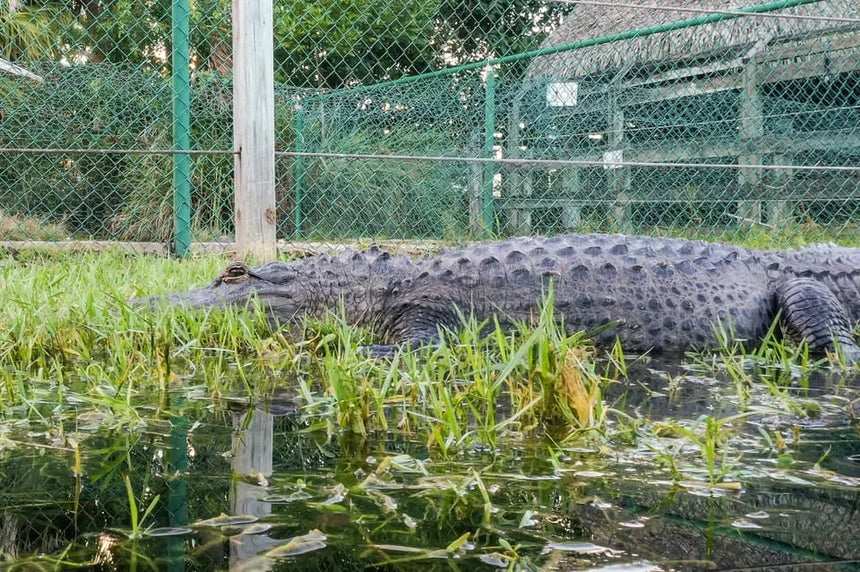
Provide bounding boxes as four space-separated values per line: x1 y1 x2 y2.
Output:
137 234 860 361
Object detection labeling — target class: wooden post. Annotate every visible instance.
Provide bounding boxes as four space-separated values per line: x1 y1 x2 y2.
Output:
607 91 631 232
468 130 483 236
502 160 521 236
736 154 762 227
233 0 276 260
468 161 484 236
504 95 532 235
737 42 767 229
561 167 581 229
482 69 496 236
518 172 534 234
229 408 275 565
769 153 794 224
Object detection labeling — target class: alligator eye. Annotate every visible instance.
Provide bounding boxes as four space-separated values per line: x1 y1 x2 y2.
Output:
221 262 250 283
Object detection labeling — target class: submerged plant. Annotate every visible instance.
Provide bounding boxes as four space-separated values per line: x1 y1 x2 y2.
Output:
690 316 838 415
123 473 160 539
653 409 767 487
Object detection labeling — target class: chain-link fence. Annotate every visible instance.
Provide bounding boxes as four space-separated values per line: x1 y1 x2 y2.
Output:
1 0 859 249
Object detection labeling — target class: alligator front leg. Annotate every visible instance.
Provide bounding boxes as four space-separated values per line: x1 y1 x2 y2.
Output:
361 330 441 358
362 302 454 358
361 323 442 358
775 277 860 363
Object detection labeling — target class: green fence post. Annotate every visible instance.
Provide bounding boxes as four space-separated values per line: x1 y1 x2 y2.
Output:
293 105 305 240
482 69 496 236
172 0 191 256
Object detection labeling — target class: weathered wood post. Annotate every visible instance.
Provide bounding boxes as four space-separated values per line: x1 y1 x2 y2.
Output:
482 69 497 237
607 90 631 232
504 94 530 235
769 153 794 224
468 129 484 236
737 62 762 228
233 0 276 260
737 40 769 229
229 407 275 564
561 167 581 229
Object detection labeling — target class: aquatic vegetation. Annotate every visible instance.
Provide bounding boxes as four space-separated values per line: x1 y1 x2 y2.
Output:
0 248 857 569
123 473 161 539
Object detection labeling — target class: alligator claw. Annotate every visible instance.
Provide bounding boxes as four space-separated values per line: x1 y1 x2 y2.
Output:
358 344 402 358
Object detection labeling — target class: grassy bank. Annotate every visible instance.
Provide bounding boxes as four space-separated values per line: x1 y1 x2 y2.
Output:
0 242 856 465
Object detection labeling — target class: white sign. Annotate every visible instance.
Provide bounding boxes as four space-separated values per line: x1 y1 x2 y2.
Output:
603 150 623 170
546 82 578 107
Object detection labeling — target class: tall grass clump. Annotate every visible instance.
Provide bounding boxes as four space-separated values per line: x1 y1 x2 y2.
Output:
295 289 622 455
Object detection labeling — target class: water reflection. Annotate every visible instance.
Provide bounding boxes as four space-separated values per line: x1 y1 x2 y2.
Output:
229 403 277 569
166 407 189 571
0 376 856 570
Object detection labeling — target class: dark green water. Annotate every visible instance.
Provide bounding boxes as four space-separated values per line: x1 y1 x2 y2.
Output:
1 362 858 571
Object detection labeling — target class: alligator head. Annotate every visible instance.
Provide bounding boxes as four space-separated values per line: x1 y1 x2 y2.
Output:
132 260 303 323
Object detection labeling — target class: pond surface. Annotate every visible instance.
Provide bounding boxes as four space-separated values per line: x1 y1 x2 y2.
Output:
1 359 858 571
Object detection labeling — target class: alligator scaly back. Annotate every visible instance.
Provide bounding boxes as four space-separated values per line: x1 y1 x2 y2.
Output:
139 234 860 361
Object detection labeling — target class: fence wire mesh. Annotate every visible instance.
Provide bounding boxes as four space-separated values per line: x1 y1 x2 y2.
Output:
1 0 859 248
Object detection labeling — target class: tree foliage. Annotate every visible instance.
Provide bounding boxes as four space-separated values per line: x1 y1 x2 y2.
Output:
274 0 440 88
3 0 571 84
435 0 573 77
1 1 69 61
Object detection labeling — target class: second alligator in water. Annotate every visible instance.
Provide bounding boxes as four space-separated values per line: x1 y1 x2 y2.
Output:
141 234 860 361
